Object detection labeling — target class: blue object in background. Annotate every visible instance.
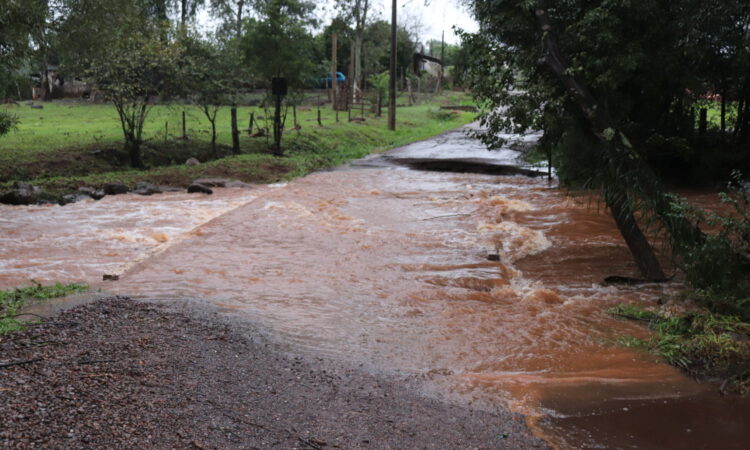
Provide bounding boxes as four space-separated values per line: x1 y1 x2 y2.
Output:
319 72 346 87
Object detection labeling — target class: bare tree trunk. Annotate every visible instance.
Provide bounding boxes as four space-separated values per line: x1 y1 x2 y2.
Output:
211 120 217 157
608 194 667 280
721 86 727 134
127 140 143 169
236 0 244 37
534 1 669 280
181 0 188 27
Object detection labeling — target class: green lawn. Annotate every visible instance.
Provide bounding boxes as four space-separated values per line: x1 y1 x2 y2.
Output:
0 92 475 194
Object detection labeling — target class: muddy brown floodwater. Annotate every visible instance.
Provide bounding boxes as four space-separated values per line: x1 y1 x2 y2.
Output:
2 128 749 448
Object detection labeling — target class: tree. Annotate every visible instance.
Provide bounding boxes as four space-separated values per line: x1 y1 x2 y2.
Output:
459 0 740 280
363 20 415 81
88 33 181 168
176 0 204 28
0 0 42 133
241 0 316 155
26 0 59 101
210 0 254 38
182 36 237 157
336 0 370 99
56 0 157 74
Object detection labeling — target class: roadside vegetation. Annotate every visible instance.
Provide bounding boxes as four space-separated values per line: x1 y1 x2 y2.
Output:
611 304 750 395
0 92 473 197
0 282 88 334
610 173 750 393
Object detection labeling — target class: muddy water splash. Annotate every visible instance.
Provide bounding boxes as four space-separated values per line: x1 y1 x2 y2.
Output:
0 189 260 288
102 168 747 448
2 143 749 448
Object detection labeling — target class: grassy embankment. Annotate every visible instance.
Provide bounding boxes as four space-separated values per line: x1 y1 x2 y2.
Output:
611 302 750 394
0 283 88 334
610 181 750 395
0 92 475 195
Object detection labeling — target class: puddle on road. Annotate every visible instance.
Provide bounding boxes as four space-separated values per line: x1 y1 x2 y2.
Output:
2 162 748 448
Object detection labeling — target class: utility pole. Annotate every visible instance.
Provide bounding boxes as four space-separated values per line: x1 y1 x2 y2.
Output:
388 0 397 131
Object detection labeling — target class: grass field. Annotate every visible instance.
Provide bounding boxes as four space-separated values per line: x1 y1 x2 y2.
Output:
0 91 475 195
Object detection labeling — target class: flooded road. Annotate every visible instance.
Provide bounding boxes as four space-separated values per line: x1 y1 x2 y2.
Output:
2 126 749 448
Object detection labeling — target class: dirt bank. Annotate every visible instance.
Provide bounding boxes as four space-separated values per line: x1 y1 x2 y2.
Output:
0 298 546 449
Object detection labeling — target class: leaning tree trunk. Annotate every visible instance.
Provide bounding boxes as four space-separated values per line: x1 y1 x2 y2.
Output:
534 1 670 280
608 194 667 280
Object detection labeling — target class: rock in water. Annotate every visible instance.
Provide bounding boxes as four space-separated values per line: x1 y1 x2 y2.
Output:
78 187 106 200
60 193 91 205
187 183 213 195
103 183 129 195
0 183 37 205
133 182 162 196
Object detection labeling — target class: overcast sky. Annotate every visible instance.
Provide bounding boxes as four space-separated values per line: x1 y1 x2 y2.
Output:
350 0 478 44
197 0 478 45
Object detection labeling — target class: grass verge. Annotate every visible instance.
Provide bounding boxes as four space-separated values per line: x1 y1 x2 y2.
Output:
610 302 750 395
0 282 89 334
0 93 475 197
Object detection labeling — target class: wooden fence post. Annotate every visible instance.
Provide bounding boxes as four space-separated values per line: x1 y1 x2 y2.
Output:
231 107 240 154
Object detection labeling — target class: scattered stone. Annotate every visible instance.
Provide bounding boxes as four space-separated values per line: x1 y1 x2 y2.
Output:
133 182 161 196
60 193 91 205
0 183 37 205
187 183 213 195
192 178 228 188
78 187 106 200
185 157 200 166
102 183 129 196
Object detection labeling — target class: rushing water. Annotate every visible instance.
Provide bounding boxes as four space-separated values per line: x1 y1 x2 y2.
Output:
2 128 749 448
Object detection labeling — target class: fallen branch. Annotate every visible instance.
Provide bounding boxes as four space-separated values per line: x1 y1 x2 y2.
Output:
298 437 325 450
0 357 43 369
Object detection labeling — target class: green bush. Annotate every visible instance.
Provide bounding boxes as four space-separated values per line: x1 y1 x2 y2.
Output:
672 171 750 318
